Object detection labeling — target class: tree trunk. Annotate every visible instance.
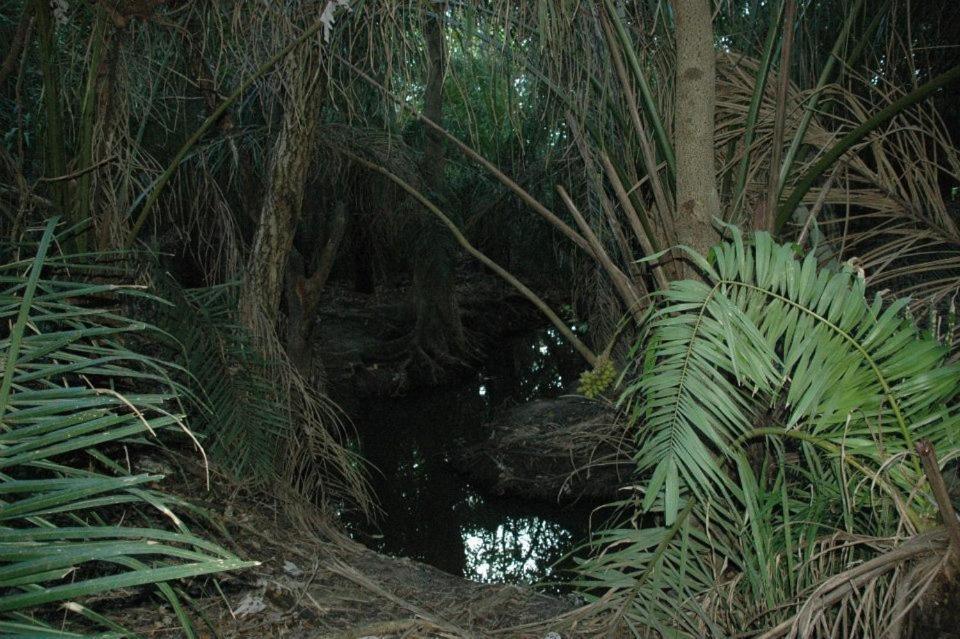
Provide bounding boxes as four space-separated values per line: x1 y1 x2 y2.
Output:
673 0 720 263
33 0 70 232
78 9 128 250
0 2 33 87
421 7 446 192
411 3 466 367
241 42 324 326
284 203 346 373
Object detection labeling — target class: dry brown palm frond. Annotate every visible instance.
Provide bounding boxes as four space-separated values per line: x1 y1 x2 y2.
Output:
758 530 953 639
230 299 375 522
800 78 960 327
715 46 960 348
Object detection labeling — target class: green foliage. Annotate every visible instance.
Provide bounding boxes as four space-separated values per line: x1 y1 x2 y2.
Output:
632 226 960 524
148 273 371 513
150 277 288 481
576 227 960 637
0 220 254 637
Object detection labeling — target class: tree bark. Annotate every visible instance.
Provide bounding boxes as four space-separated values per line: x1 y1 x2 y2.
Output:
78 9 128 250
242 41 324 326
673 0 720 263
33 0 70 231
421 7 446 191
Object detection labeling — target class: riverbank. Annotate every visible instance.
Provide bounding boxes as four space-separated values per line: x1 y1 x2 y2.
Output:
119 452 592 638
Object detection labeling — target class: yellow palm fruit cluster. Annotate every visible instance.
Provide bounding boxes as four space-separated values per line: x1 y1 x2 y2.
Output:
577 358 617 399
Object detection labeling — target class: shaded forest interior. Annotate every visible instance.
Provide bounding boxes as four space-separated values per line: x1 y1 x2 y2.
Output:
3 0 960 637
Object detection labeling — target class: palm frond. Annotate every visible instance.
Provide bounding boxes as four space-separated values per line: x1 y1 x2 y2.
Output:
0 220 254 637
576 227 960 637
633 227 960 525
148 272 372 516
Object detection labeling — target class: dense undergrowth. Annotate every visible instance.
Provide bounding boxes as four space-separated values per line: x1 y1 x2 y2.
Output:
575 228 960 637
0 220 254 636
2 0 960 636
0 221 371 636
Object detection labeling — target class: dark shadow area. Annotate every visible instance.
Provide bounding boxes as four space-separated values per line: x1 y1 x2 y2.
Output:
345 327 597 589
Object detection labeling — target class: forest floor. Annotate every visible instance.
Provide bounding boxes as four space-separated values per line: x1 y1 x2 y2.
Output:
115 275 623 638
118 451 595 639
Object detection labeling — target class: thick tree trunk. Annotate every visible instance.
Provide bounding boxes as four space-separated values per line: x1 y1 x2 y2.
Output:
411 4 466 366
242 44 324 326
421 8 446 191
673 0 720 263
80 11 128 250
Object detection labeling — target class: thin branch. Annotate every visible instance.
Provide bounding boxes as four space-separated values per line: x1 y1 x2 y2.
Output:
555 184 645 323
339 149 598 366
765 0 797 223
598 152 671 290
564 114 646 289
37 156 118 183
334 54 593 256
599 11 673 224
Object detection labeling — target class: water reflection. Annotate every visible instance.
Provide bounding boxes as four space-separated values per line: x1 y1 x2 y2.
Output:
347 326 593 588
463 516 572 584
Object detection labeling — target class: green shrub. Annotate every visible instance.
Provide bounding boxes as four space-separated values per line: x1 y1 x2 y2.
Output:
576 227 960 637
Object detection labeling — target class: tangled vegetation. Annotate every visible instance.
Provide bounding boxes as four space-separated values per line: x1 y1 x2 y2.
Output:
0 220 255 636
577 228 960 637
1 0 960 637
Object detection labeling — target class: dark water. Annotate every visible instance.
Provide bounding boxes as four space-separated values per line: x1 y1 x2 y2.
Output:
347 327 597 589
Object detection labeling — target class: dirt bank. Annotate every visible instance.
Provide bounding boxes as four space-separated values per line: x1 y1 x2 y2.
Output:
459 396 633 503
118 453 593 639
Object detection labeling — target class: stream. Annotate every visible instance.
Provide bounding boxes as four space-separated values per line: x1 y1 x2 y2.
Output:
346 327 598 590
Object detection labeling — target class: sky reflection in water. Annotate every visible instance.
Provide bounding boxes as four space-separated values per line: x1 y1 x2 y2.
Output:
462 516 573 584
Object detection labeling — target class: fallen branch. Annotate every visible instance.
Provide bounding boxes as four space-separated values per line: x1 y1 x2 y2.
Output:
917 439 960 564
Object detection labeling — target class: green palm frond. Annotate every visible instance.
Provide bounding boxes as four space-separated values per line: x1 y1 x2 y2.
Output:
576 227 960 637
0 220 254 637
149 277 289 481
148 273 371 515
630 226 960 525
